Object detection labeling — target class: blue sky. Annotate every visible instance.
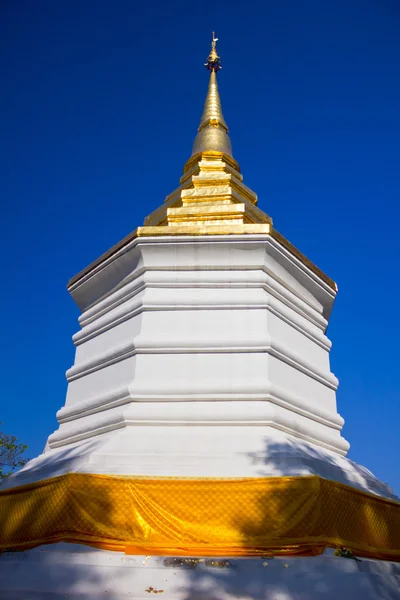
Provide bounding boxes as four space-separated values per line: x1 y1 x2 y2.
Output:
1 1 400 493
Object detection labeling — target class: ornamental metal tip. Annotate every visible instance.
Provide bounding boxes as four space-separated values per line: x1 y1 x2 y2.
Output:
205 32 221 72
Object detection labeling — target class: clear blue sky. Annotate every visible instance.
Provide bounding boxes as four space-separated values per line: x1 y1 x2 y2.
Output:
1 1 400 493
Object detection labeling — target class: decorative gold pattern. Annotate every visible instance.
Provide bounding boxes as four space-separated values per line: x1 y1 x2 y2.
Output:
1 473 400 561
206 118 221 128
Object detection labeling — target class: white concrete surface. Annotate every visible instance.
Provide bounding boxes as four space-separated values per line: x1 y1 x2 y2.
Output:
0 543 399 599
4 427 396 498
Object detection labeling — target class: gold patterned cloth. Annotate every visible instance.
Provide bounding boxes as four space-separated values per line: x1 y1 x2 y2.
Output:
1 474 399 561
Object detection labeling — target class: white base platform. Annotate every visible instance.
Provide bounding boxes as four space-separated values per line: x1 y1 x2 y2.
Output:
52 235 348 459
0 543 399 600
4 428 396 500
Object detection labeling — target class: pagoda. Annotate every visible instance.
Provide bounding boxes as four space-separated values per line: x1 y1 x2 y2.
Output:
1 34 400 599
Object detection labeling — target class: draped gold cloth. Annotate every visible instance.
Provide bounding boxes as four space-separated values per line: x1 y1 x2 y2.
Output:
1 473 400 561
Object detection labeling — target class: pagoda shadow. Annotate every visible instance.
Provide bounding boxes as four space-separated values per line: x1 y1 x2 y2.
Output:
181 439 400 600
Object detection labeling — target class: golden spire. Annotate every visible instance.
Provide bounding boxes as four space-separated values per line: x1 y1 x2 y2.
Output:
136 34 335 292
191 33 232 157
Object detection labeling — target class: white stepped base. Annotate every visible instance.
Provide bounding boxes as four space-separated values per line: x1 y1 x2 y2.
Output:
0 543 399 600
4 428 396 500
56 235 348 458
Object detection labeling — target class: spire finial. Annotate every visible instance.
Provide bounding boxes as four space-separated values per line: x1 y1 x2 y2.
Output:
205 31 221 72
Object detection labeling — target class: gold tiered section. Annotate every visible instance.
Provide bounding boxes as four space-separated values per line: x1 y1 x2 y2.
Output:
138 150 272 235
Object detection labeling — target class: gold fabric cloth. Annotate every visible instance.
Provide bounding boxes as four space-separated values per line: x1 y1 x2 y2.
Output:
1 474 399 560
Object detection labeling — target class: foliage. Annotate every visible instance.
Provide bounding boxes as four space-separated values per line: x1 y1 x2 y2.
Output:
334 547 361 561
0 425 28 480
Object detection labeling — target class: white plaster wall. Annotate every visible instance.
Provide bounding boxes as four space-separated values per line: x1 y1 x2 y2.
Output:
1 544 399 600
48 235 344 457
6 426 396 499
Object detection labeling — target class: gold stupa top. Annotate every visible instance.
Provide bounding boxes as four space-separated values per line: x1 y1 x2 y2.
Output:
192 33 232 157
139 33 271 235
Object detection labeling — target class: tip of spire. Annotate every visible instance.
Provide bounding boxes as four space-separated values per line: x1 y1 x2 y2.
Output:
205 32 221 72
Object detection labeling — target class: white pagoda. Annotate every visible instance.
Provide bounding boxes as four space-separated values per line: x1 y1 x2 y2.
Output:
1 34 399 599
